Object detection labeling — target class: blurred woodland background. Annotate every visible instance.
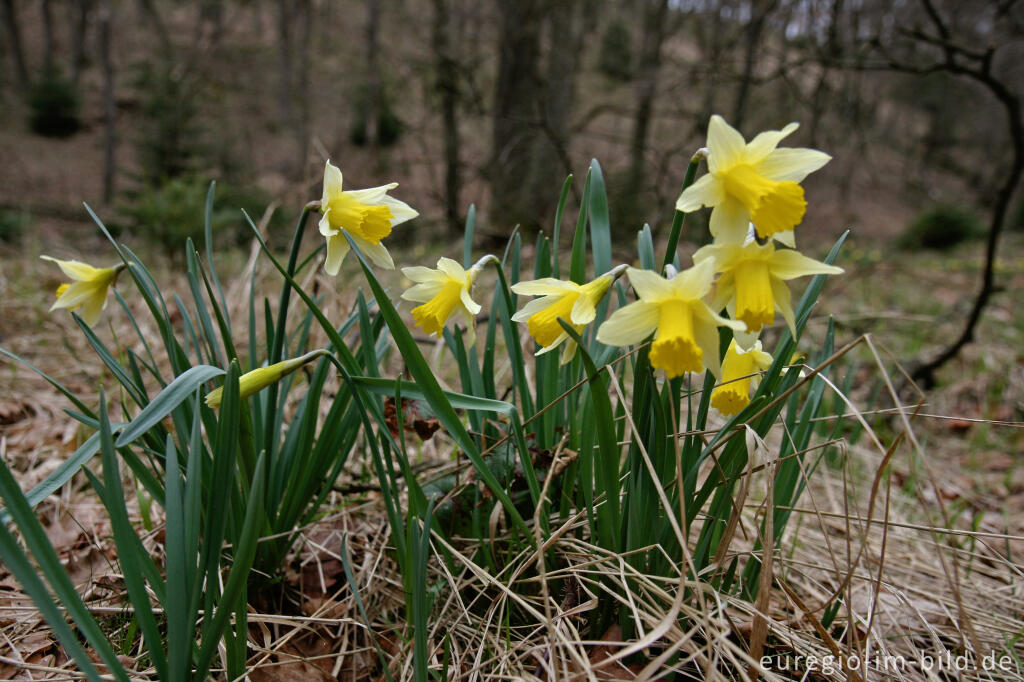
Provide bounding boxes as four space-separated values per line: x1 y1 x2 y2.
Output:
0 0 1022 379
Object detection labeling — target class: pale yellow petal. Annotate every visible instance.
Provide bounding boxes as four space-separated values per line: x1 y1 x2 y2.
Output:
511 278 579 296
50 280 101 310
436 257 467 283
342 182 399 205
353 234 395 269
773 230 796 248
707 115 746 173
535 332 568 355
322 161 344 204
744 122 799 164
318 209 337 237
400 281 444 303
675 174 724 212
756 148 831 182
324 233 349 275
511 296 556 322
624 268 672 301
401 265 445 283
692 315 723 378
771 277 796 336
40 256 102 282
708 197 750 243
595 301 659 346
672 258 717 300
380 195 419 225
77 290 107 327
570 294 597 325
460 287 481 316
558 338 579 364
769 249 843 280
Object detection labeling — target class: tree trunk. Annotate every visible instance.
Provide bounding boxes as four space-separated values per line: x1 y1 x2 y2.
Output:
364 0 381 147
431 0 462 236
100 0 115 203
731 0 777 129
1 0 30 90
295 0 311 175
71 0 91 84
530 0 579 216
490 0 545 232
40 0 55 68
276 0 294 137
621 0 670 231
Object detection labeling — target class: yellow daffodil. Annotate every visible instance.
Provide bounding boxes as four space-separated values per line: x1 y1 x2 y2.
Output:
711 339 773 416
41 256 125 327
596 261 745 379
401 257 484 345
694 239 843 335
510 265 624 364
205 349 329 408
676 115 830 243
318 160 418 274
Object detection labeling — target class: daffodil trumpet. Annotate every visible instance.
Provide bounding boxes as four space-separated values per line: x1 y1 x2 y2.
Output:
511 264 626 364
710 339 773 416
205 349 330 408
596 261 745 379
401 256 491 345
676 115 830 244
41 256 127 327
693 239 843 335
318 160 418 274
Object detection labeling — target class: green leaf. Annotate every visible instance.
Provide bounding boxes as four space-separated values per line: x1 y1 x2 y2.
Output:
115 365 225 447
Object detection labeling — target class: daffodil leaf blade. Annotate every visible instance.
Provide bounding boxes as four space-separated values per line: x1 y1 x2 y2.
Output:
114 364 226 447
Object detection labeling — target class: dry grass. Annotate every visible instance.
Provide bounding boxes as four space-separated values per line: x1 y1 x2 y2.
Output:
1 234 1022 680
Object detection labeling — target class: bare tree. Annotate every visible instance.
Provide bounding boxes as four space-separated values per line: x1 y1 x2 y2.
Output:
862 0 1023 386
431 0 462 235
731 0 779 129
40 0 55 68
1 0 30 90
100 0 115 203
490 0 545 231
71 0 92 84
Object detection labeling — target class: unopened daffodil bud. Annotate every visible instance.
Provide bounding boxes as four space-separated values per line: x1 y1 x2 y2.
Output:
205 349 330 408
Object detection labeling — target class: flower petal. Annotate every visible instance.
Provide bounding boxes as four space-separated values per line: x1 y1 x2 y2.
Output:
570 294 597 325
744 122 799 164
402 265 444 283
511 278 578 296
595 301 659 346
535 332 568 355
77 291 106 327
460 287 481 316
558 338 579 365
50 280 100 310
436 257 467 283
324 233 349 275
693 315 723 378
675 174 724 212
708 197 750 243
672 258 717 300
769 249 843 280
400 281 444 303
773 230 796 248
322 161 344 204
511 296 556 322
625 268 672 301
770 277 796 336
756 148 831 182
342 182 399 205
318 210 337 237
380 195 419 225
353 234 395 269
40 256 101 282
707 115 746 173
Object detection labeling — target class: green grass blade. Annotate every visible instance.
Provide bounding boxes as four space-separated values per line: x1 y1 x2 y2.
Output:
115 365 225 447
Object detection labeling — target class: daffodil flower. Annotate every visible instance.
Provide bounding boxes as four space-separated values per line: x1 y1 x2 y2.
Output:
401 256 485 345
41 256 125 327
676 115 830 243
205 349 329 408
596 261 745 379
711 339 773 416
510 265 624 364
318 160 418 273
694 239 843 335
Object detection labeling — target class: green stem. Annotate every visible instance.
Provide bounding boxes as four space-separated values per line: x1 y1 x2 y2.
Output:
661 153 704 274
